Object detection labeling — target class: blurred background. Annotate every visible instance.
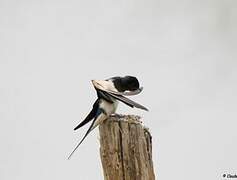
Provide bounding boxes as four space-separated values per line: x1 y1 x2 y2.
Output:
0 0 236 179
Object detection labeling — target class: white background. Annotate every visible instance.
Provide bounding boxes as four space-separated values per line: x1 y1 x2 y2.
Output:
0 0 237 179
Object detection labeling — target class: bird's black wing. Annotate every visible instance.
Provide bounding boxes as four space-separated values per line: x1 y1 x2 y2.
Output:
73 99 99 131
104 91 149 111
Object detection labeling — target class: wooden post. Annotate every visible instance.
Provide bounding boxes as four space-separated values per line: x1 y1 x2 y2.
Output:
99 114 155 180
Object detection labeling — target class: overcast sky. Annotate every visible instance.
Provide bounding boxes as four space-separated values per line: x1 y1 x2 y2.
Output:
0 0 237 179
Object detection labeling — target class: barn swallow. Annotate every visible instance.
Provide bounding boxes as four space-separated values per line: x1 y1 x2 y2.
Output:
68 76 148 159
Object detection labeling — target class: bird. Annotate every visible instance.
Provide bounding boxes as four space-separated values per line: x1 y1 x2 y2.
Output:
68 76 148 159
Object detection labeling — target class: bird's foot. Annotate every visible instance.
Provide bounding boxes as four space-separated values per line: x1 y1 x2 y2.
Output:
110 113 125 118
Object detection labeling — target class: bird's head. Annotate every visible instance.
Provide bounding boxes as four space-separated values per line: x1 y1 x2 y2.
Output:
121 76 140 91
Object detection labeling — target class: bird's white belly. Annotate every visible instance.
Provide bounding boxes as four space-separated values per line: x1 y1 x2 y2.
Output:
100 99 118 115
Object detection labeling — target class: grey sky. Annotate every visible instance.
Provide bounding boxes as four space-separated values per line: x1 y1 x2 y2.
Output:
0 0 237 179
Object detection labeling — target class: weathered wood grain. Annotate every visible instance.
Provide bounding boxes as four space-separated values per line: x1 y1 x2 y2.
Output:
99 114 155 180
